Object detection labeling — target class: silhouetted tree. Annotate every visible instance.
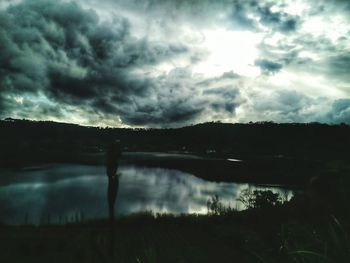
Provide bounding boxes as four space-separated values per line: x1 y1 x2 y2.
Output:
238 189 283 210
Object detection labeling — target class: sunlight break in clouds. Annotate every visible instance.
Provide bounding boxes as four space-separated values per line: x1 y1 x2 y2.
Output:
194 28 262 78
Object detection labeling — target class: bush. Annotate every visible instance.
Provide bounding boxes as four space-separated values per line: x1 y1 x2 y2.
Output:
207 195 235 215
238 189 283 210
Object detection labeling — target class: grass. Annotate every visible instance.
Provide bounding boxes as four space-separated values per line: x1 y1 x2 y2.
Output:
1 209 349 263
0 216 251 263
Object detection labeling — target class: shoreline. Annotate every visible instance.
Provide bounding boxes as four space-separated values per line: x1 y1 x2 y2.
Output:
0 150 334 187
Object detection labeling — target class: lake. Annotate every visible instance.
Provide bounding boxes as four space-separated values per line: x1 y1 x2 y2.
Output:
0 163 293 225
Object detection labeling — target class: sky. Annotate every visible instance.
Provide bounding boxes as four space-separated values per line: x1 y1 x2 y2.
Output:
0 0 350 127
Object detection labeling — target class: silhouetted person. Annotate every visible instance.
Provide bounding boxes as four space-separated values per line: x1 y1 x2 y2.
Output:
106 140 122 225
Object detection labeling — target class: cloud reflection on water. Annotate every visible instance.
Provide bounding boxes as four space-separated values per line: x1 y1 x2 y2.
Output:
0 164 292 224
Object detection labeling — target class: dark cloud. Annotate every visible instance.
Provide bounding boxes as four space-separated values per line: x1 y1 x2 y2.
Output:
121 105 203 126
326 99 350 124
0 0 196 126
253 90 314 123
115 67 210 126
326 53 350 80
227 0 299 32
257 5 299 32
221 71 241 79
203 86 241 114
274 91 312 114
255 59 283 74
229 0 258 31
323 0 350 13
196 71 240 86
251 93 350 125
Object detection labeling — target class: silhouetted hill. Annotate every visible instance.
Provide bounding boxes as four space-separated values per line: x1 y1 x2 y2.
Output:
1 119 349 167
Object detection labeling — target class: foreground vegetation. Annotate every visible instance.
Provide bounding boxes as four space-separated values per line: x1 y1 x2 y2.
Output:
1 173 349 263
1 212 348 263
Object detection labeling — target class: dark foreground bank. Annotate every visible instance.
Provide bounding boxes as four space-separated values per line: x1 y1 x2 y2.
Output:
1 182 350 263
1 209 349 263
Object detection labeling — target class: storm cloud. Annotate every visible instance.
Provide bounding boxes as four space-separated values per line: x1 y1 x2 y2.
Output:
1 0 350 126
255 59 283 74
325 99 350 124
0 0 198 126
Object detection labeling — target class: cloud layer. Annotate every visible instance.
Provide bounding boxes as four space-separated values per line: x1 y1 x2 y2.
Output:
1 0 350 127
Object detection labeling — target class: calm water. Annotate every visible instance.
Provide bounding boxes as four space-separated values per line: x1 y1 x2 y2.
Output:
0 164 292 225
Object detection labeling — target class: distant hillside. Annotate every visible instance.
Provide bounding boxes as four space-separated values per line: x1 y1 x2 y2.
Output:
1 118 350 166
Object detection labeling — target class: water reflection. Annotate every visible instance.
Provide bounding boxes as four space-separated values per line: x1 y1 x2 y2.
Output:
0 164 292 225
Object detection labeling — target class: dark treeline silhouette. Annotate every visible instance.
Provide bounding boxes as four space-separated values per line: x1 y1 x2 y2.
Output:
1 118 349 166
